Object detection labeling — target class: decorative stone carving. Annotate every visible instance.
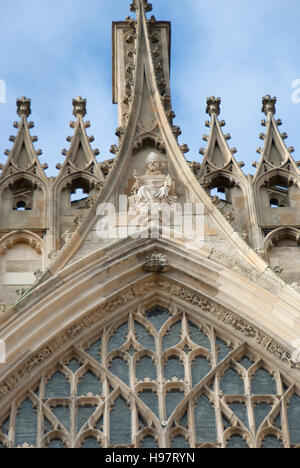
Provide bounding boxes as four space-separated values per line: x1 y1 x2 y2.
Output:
143 252 169 273
272 266 283 275
130 0 153 13
0 302 11 314
48 250 59 262
16 96 31 118
74 215 83 227
16 288 29 297
34 269 43 280
291 340 300 367
262 95 276 116
128 152 177 215
72 96 87 119
206 96 221 117
61 230 74 244
210 248 282 295
110 144 119 155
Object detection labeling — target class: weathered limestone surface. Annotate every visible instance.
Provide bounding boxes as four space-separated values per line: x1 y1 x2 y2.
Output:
0 0 300 449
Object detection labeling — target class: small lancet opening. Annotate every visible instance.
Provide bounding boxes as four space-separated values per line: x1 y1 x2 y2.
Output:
210 187 227 201
69 178 91 205
11 178 34 211
209 177 233 204
266 176 290 208
70 188 89 203
15 201 28 211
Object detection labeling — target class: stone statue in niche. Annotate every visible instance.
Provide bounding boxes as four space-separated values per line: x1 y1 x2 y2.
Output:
128 152 178 215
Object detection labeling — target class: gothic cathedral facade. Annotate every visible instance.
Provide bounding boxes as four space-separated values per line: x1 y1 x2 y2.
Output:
0 0 300 449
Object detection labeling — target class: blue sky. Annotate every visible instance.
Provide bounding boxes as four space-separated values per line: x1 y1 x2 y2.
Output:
0 0 299 176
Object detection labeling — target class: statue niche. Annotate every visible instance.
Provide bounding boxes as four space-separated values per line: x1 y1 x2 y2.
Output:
128 152 178 216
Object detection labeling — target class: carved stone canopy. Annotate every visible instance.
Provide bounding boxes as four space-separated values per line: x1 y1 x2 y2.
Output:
17 97 31 118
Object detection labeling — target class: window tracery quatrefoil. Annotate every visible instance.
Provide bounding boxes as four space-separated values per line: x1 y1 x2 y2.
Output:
0 305 300 448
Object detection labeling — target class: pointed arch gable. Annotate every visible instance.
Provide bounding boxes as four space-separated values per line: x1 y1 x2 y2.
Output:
0 296 299 448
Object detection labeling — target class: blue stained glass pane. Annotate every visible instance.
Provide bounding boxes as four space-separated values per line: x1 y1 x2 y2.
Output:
139 390 159 419
194 395 217 443
107 323 128 354
171 436 190 448
77 371 102 396
1 417 9 435
109 358 129 386
82 437 101 448
180 411 188 428
52 405 70 432
287 394 300 444
222 415 231 429
164 357 184 381
188 323 210 349
77 406 97 432
273 414 281 429
163 321 182 352
135 322 155 351
46 439 65 448
15 399 37 447
138 414 147 430
192 356 211 387
110 397 131 446
261 435 283 448
66 358 82 373
146 307 170 331
229 403 249 428
254 403 272 429
166 390 184 419
140 436 158 448
43 418 53 434
45 372 70 399
216 339 232 362
86 339 102 363
220 368 244 395
251 369 277 395
226 435 248 448
136 357 157 382
96 415 104 432
239 357 254 370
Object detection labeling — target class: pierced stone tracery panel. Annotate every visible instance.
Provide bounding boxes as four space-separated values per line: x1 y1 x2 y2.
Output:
0 305 300 448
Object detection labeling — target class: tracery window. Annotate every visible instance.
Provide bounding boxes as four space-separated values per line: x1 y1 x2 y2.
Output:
0 305 300 448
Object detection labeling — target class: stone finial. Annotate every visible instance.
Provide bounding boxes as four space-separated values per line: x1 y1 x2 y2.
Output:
130 0 152 12
17 97 31 118
72 96 87 119
206 96 221 117
262 95 277 116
